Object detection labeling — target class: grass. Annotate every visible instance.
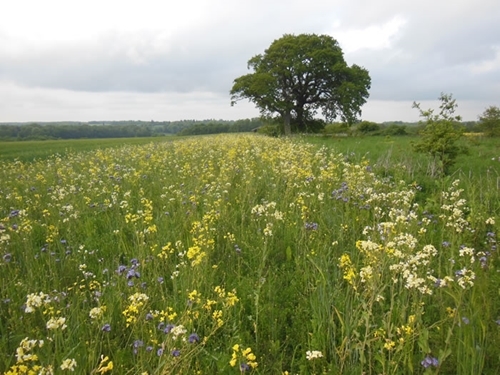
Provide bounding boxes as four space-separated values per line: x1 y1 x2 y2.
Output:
1 134 499 374
0 137 173 162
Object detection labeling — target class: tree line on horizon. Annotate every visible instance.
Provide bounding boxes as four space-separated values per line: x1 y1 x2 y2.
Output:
0 117 493 141
0 118 263 141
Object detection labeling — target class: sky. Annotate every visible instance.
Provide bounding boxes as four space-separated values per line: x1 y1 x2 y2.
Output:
1 0 499 123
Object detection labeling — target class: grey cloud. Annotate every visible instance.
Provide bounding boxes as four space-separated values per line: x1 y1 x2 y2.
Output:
1 0 499 123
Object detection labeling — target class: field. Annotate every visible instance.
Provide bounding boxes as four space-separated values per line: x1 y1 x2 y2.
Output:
1 134 500 374
0 137 172 162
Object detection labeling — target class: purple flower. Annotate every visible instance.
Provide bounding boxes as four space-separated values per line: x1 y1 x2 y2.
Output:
171 349 181 357
130 258 139 266
101 324 111 332
145 313 153 321
9 210 19 218
158 277 164 284
163 324 175 334
240 363 250 372
442 241 451 248
461 316 470 325
132 340 144 348
188 333 200 343
126 269 140 279
146 346 153 352
116 265 127 275
304 222 319 231
3 253 12 263
157 348 164 356
421 355 439 368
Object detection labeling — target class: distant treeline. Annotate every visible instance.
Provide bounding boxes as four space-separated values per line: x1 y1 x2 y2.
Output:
0 119 263 140
0 118 483 140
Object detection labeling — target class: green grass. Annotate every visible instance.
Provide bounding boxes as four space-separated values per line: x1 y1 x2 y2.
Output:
1 134 499 374
0 136 173 162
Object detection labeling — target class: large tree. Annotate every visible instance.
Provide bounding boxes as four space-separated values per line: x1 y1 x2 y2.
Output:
230 33 371 135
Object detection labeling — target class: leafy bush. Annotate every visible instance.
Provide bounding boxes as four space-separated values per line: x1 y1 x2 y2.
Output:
412 93 467 176
381 124 407 136
478 105 500 137
356 121 380 134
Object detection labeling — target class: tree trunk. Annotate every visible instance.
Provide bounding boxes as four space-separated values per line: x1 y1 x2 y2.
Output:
284 110 291 136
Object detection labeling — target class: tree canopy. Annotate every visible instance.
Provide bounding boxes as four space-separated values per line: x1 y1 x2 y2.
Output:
230 33 371 135
478 105 500 137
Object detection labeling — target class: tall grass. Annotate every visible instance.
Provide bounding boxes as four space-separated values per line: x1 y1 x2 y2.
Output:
0 134 499 374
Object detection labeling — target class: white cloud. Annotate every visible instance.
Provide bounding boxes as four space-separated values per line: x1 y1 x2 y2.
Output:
334 15 407 53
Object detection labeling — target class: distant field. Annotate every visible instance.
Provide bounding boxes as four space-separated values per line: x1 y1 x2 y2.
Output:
302 134 500 180
0 136 173 162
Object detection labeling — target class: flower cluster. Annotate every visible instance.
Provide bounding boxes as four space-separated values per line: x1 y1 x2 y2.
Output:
230 344 258 372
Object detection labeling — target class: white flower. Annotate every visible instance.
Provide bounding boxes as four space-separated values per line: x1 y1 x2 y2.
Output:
306 350 323 360
46 317 67 330
60 358 77 371
89 306 105 319
171 324 187 339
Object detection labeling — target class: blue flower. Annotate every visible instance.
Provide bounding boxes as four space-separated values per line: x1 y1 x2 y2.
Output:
421 355 439 368
101 324 111 332
304 222 319 231
171 349 181 357
240 363 250 372
164 324 175 334
188 333 200 343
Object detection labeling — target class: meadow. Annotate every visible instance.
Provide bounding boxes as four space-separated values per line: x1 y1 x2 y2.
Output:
1 134 499 374
0 137 171 163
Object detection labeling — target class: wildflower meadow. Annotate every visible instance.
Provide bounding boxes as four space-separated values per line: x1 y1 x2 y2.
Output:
1 134 499 374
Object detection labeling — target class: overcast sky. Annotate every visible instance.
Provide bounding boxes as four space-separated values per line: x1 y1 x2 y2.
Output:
1 0 499 123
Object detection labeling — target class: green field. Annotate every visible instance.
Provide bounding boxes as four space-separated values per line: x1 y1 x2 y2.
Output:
0 137 173 162
1 134 499 374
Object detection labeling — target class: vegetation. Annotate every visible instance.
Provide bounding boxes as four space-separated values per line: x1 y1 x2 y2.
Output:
230 34 371 135
0 137 171 162
412 93 468 176
478 106 500 137
1 134 499 374
0 119 262 141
